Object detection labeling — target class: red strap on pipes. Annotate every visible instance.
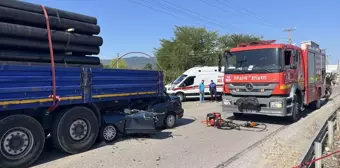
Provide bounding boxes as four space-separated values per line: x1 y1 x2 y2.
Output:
41 5 58 111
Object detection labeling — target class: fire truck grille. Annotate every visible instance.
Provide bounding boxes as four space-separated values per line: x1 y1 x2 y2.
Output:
227 83 278 96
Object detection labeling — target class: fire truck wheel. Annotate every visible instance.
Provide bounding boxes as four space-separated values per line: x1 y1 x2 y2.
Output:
289 96 300 122
315 90 321 109
310 89 321 110
0 115 45 168
176 93 185 102
51 106 99 154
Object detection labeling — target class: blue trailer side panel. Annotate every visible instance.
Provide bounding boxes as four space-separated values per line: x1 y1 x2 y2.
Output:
90 68 163 102
0 65 163 111
0 65 84 111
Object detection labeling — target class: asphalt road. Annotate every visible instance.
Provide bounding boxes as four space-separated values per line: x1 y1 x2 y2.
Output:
32 100 292 168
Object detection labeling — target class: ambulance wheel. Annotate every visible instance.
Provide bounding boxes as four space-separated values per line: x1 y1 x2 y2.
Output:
0 115 45 168
99 125 118 143
176 93 185 102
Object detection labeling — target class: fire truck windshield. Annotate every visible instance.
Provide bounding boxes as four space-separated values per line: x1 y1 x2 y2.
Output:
225 48 282 74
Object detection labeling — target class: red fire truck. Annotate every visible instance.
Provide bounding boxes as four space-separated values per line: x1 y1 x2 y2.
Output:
221 40 327 121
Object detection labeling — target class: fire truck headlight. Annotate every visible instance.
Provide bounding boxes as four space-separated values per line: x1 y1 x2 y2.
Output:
270 101 282 108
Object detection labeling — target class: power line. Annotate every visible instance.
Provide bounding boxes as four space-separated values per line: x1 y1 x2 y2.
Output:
216 0 284 29
129 0 181 19
140 0 220 30
161 0 235 30
132 0 236 31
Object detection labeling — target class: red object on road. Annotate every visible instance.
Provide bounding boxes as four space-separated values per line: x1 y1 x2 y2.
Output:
205 112 222 127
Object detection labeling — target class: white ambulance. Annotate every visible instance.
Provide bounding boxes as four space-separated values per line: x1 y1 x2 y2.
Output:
165 66 225 102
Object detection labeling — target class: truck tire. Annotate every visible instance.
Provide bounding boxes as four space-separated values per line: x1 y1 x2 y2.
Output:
51 106 99 154
176 92 185 102
0 115 45 168
315 90 321 109
289 95 300 122
164 113 176 129
310 89 321 110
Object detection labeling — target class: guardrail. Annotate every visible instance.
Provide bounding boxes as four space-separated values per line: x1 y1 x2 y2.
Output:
298 108 340 168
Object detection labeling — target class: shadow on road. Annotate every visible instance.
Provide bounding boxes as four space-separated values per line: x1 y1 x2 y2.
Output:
32 122 187 167
226 98 332 125
226 114 292 125
176 117 196 127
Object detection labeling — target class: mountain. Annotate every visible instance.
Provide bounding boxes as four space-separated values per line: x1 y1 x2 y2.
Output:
100 56 157 69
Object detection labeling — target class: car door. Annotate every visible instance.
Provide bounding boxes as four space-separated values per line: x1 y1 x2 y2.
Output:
124 111 156 134
149 95 173 127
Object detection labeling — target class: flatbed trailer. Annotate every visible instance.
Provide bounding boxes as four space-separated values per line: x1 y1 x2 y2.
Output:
0 2 179 167
0 64 166 168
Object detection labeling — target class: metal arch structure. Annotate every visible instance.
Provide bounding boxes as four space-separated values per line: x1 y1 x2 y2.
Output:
111 52 162 70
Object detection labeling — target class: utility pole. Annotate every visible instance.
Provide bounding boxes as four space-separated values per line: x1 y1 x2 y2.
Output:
116 53 119 68
283 27 296 44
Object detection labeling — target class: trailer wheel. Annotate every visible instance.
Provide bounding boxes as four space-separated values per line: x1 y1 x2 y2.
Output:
51 106 99 154
164 113 176 128
176 93 185 102
99 125 118 143
0 115 45 168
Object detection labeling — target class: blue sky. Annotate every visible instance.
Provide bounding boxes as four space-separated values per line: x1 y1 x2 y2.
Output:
27 0 339 64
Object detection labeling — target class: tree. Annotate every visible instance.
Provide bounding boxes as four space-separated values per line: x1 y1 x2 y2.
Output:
155 26 263 83
155 26 219 83
104 58 128 69
218 34 263 50
143 63 153 70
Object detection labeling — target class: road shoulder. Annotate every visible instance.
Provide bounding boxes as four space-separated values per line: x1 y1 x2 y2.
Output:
223 91 340 168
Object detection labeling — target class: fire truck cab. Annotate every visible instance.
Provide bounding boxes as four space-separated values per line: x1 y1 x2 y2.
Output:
221 40 326 121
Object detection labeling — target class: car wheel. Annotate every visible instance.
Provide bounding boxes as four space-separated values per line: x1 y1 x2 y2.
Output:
164 114 176 129
100 125 118 143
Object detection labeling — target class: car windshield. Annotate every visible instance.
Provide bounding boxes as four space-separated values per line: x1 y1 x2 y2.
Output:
225 48 282 74
172 74 188 84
